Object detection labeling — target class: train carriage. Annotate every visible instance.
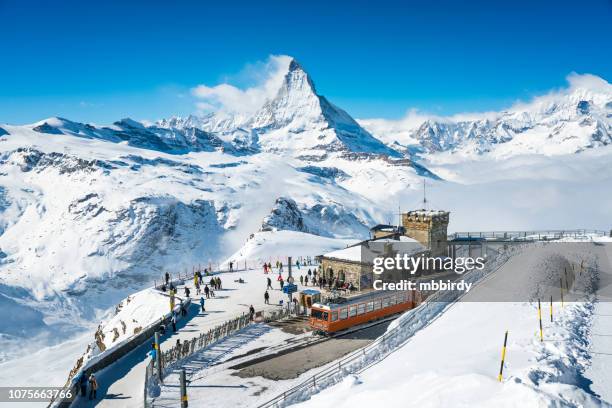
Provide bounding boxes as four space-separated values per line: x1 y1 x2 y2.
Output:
309 290 416 333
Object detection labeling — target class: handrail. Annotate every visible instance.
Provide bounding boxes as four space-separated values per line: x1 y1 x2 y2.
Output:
144 305 297 407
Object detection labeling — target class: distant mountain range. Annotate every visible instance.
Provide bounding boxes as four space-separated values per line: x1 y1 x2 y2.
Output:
4 59 610 161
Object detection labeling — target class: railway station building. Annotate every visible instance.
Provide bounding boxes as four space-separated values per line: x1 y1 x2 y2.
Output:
318 209 450 292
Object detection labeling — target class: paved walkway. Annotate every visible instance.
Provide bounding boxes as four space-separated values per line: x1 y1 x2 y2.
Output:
72 266 305 408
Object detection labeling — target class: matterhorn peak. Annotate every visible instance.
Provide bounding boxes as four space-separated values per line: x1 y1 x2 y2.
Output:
283 58 317 94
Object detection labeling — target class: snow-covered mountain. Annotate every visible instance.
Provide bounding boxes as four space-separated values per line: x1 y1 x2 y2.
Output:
360 74 612 158
159 59 399 159
0 57 611 391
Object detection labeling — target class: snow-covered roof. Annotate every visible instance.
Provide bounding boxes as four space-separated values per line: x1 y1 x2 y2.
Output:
406 209 449 216
322 245 363 262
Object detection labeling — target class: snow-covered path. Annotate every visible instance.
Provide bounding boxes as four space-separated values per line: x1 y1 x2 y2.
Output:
71 266 310 408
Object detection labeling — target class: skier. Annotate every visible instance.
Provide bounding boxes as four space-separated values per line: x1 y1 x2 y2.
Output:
229 261 234 272
217 277 222 290
171 313 177 332
296 259 300 269
165 272 170 285
88 374 98 400
307 269 312 277
204 284 210 299
280 278 284 291
264 291 270 304
79 372 88 397
304 275 309 286
249 304 255 321
267 277 272 290
300 275 304 285
184 286 190 298
200 296 205 313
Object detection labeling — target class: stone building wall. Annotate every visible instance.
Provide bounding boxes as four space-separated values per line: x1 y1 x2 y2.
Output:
402 210 450 257
320 257 372 291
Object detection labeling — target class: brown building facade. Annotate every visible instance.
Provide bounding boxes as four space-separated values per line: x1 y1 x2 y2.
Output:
402 210 450 257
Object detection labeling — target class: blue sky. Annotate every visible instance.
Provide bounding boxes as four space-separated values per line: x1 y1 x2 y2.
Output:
0 0 610 124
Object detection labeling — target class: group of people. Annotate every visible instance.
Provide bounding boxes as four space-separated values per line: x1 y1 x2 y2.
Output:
262 256 315 274
78 372 98 400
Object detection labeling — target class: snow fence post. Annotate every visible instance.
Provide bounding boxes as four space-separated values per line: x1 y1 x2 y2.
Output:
180 369 188 407
497 330 508 382
550 295 553 322
538 299 543 342
155 331 163 383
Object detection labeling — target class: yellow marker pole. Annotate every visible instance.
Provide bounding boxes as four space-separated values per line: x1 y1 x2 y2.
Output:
550 295 553 322
498 330 508 382
538 299 543 342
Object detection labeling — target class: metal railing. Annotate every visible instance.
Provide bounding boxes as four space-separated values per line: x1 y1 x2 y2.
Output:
144 305 297 407
450 229 609 241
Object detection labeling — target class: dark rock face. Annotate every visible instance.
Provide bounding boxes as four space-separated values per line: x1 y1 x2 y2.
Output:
261 197 307 233
33 122 64 135
577 100 591 115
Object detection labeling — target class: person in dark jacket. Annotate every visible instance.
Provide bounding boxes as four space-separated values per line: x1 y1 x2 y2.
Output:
200 296 205 312
79 372 88 397
267 277 272 290
264 291 270 304
249 304 255 321
165 272 170 284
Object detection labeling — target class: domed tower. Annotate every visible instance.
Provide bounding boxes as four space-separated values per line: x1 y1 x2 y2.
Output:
402 210 450 257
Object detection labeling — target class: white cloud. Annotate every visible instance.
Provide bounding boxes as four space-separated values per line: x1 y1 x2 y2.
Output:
191 55 292 116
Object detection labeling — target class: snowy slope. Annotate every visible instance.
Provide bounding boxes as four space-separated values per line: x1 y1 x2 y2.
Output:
0 120 420 374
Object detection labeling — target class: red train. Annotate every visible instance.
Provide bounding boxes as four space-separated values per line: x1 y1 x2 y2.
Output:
309 290 416 333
